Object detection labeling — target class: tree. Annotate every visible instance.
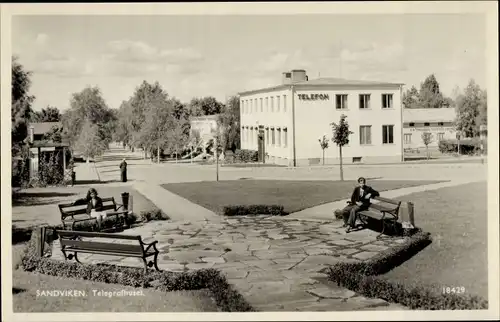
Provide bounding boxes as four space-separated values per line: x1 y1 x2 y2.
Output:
113 100 134 147
477 90 487 127
188 96 224 116
33 106 61 122
75 120 107 162
421 132 433 160
61 86 115 152
330 115 353 181
11 56 35 155
418 74 447 109
141 100 174 163
455 79 484 138
402 85 420 109
217 95 241 153
318 134 329 166
128 81 169 156
167 117 191 163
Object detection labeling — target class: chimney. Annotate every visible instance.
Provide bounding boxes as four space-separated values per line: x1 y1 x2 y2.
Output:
282 69 308 84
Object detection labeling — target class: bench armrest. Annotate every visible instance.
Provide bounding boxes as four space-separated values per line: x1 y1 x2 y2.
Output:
143 240 159 254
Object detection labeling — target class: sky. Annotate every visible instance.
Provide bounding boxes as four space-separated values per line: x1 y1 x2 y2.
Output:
12 14 486 111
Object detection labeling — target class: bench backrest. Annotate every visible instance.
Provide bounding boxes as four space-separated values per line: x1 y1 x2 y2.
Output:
59 197 117 220
56 230 144 255
371 196 402 214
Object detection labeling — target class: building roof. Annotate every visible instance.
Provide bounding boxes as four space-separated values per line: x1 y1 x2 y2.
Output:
238 77 404 96
190 114 220 122
29 122 62 135
403 108 456 123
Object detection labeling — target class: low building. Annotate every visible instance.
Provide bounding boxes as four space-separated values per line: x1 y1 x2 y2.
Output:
238 69 404 166
27 122 71 183
189 114 220 149
402 108 457 150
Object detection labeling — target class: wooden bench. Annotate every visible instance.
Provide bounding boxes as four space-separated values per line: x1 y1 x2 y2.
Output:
357 196 402 239
56 230 160 272
58 197 128 232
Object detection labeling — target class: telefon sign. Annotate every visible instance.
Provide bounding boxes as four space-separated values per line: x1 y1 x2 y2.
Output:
297 93 330 101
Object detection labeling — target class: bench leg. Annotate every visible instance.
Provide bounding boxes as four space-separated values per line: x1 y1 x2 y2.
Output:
74 252 81 263
141 257 148 273
61 248 68 260
153 252 160 271
376 213 387 240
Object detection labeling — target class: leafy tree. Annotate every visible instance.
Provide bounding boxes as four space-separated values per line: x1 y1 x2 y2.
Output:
455 79 484 138
477 90 487 127
167 117 191 163
330 115 353 181
402 85 420 109
113 100 134 147
128 81 169 155
421 132 433 160
140 99 174 163
75 120 108 162
318 134 329 166
418 74 447 109
217 95 241 153
33 106 61 122
42 125 63 143
189 96 224 116
12 56 35 154
61 86 115 151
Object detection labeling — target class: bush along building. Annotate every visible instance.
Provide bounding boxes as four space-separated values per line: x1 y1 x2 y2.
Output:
238 69 404 166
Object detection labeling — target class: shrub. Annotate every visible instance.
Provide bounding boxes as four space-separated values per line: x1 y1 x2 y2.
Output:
139 209 169 222
327 232 488 310
21 230 254 312
222 205 286 216
233 149 258 163
438 139 481 155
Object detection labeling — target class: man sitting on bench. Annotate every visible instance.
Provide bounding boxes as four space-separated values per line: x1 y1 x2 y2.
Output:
334 177 380 233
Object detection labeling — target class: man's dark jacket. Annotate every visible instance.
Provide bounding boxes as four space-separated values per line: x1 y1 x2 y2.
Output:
350 185 380 206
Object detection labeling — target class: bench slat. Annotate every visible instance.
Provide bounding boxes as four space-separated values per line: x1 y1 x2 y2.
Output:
61 240 143 254
370 203 398 213
374 196 400 205
63 248 154 257
359 210 385 220
57 230 141 240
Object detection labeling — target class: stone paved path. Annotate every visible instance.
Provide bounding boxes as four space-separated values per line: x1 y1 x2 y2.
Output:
50 216 408 311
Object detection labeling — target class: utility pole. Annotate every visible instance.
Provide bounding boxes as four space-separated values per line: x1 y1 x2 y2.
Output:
215 136 219 181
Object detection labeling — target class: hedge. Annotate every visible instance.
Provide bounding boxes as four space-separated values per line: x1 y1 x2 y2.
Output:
21 230 254 312
327 232 488 310
438 138 483 155
233 149 258 163
222 205 286 216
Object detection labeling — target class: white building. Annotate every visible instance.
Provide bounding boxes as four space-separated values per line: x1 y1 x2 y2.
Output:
189 114 219 149
402 108 456 149
238 69 404 166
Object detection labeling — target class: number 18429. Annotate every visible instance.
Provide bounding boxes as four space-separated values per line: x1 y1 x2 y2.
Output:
442 286 466 294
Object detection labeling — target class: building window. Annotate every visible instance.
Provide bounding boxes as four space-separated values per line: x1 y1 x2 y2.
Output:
409 122 415 127
277 128 281 146
404 133 412 144
359 94 371 109
424 122 430 126
271 128 275 145
277 96 280 112
359 125 372 145
283 95 287 112
438 122 444 126
266 128 269 145
437 132 445 141
382 94 393 109
260 98 263 112
283 128 288 147
270 97 274 112
336 94 348 109
265 97 269 112
382 125 394 144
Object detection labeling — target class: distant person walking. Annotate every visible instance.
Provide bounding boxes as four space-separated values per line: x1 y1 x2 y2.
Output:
119 159 128 182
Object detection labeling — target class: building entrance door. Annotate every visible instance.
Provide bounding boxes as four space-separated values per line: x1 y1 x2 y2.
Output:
258 130 265 163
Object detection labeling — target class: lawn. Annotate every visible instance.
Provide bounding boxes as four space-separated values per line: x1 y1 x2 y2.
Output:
383 181 488 300
161 179 442 214
12 186 156 231
12 270 218 312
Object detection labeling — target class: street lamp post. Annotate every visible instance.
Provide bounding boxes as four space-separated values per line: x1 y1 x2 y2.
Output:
215 136 219 182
